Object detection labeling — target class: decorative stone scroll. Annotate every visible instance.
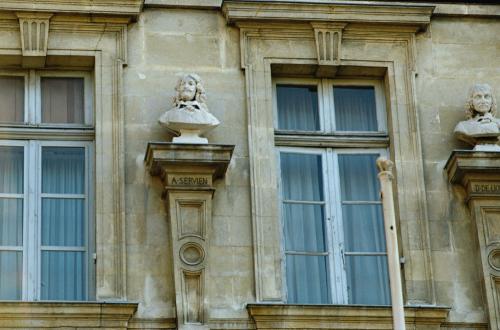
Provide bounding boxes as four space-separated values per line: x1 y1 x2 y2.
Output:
159 74 220 144
446 151 500 328
454 83 500 150
16 12 53 68
145 142 233 329
311 22 346 66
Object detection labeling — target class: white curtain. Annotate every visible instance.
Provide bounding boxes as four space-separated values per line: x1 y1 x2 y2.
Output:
40 146 86 300
0 76 24 123
280 152 329 304
41 78 84 124
334 86 378 131
277 85 319 131
0 146 24 300
338 154 390 305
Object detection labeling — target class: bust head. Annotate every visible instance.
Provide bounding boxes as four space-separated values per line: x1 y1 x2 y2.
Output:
174 73 207 107
465 83 497 119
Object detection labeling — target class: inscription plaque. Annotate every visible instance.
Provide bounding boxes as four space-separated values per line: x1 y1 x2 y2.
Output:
168 174 211 187
472 183 500 194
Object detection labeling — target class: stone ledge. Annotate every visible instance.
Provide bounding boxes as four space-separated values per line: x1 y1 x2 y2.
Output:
223 1 434 29
0 301 138 328
144 0 222 8
0 0 143 18
247 304 450 329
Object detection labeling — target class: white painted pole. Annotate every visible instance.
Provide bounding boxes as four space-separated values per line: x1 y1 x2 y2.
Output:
376 157 406 330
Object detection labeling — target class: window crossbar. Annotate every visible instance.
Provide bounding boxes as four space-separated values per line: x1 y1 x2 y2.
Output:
283 199 325 205
40 246 86 252
41 193 86 199
344 251 387 256
285 251 328 256
341 200 382 205
0 246 23 251
0 193 24 199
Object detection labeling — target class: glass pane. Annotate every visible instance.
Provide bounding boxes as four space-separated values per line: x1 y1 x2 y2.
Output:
338 154 380 201
334 86 378 131
342 204 385 253
0 251 22 300
0 146 24 194
41 77 84 124
41 251 85 300
286 255 329 304
345 255 390 305
280 152 323 201
0 199 23 246
42 198 84 247
0 76 24 123
283 204 325 252
277 85 319 131
42 147 85 194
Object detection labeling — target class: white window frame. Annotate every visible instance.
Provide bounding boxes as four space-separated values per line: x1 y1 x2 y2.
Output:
0 68 95 301
0 140 94 301
0 70 93 127
273 77 387 133
274 76 390 305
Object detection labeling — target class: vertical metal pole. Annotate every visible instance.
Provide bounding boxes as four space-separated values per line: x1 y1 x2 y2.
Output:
376 157 406 330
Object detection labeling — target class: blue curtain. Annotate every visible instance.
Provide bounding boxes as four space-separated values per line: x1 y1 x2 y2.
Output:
277 85 320 131
334 86 378 131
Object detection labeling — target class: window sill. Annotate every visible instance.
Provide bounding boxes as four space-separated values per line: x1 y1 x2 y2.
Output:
0 301 138 328
247 304 450 329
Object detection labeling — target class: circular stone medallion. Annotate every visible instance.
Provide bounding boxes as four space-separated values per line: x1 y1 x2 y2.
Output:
180 242 205 266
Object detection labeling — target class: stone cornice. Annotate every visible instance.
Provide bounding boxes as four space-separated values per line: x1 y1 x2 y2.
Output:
223 1 434 29
0 301 138 328
247 304 450 329
0 0 143 19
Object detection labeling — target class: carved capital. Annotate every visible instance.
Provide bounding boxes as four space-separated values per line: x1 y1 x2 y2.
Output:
16 12 53 68
311 22 346 66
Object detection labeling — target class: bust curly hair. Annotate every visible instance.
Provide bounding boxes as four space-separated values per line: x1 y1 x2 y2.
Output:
173 73 208 109
465 83 497 120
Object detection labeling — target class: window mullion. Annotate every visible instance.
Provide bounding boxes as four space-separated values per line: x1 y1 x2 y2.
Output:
322 149 335 304
24 141 38 300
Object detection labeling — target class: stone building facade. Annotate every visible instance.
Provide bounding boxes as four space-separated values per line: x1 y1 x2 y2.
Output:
0 0 498 329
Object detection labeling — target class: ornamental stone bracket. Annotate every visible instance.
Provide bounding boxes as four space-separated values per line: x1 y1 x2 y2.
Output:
145 142 234 329
311 22 346 66
15 12 53 68
445 150 500 329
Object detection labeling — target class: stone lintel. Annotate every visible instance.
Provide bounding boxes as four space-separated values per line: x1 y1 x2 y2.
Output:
247 304 450 329
145 142 234 185
445 150 500 200
0 301 138 328
223 0 434 29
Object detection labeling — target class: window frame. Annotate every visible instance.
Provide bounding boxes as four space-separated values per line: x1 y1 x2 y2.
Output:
274 76 390 305
273 77 387 134
0 68 95 301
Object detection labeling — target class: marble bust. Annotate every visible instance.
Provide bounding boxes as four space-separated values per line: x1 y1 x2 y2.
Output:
159 73 220 144
454 83 500 150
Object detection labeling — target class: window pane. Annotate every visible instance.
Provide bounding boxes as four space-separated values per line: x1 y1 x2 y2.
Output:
345 255 390 305
42 199 84 247
0 199 23 246
0 146 24 194
0 251 22 300
41 251 85 300
0 76 24 123
283 204 325 252
338 154 380 201
41 77 84 124
280 153 323 201
342 204 385 253
42 147 85 194
286 255 329 304
334 86 378 131
277 85 319 131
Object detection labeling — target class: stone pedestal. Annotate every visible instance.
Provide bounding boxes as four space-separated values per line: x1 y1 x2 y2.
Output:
145 142 234 329
445 151 500 329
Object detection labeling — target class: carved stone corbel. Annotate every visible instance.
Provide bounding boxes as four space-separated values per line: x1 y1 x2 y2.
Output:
16 12 53 68
311 22 346 67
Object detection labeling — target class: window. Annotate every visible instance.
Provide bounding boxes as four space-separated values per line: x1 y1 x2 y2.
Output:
0 70 94 301
274 78 390 305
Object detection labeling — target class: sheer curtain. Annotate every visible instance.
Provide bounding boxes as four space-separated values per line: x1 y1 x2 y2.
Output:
334 86 378 131
40 146 86 300
280 152 329 304
0 76 24 123
0 146 24 300
338 154 390 305
277 85 319 131
41 78 84 124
